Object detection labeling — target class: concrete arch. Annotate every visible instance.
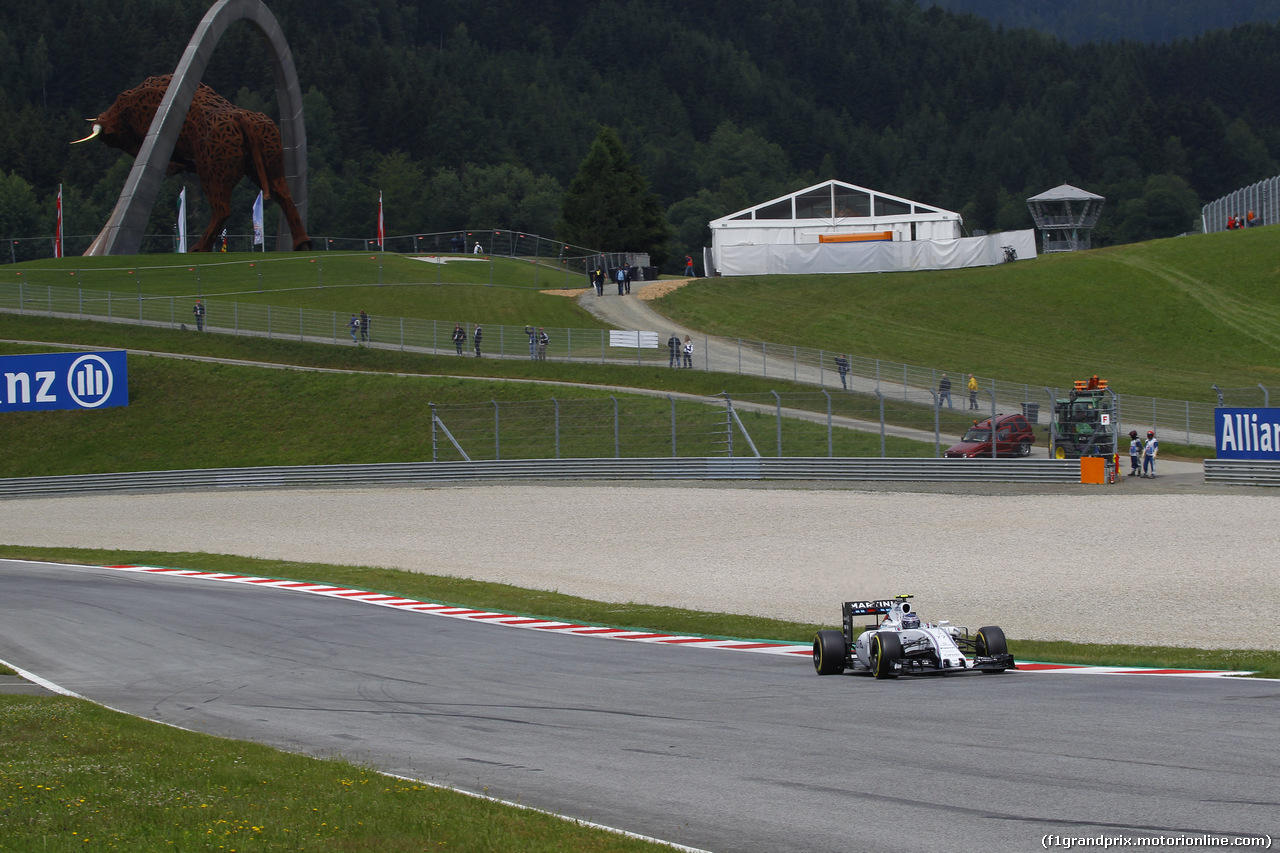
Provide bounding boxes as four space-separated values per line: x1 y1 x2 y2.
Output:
87 0 307 255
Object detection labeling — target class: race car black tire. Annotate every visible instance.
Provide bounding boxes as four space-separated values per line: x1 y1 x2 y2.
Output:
870 632 902 679
976 626 1009 672
812 630 847 675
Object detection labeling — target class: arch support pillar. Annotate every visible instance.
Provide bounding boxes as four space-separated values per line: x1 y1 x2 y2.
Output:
86 0 307 255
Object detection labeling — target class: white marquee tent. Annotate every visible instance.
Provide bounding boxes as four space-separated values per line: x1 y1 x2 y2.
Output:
707 179 1035 276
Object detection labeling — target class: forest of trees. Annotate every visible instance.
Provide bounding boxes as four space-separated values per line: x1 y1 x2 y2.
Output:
921 0 1280 46
1 0 1279 267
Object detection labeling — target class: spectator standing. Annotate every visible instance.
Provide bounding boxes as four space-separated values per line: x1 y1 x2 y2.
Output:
967 374 979 410
615 266 626 295
684 255 695 277
452 323 466 355
473 241 483 254
1143 430 1159 478
348 314 360 344
526 325 537 360
667 333 681 368
682 336 694 369
359 310 370 342
192 299 205 331
474 325 483 357
624 263 633 294
938 373 952 407
592 267 604 296
537 328 549 360
1128 430 1142 478
450 234 463 253
835 354 850 389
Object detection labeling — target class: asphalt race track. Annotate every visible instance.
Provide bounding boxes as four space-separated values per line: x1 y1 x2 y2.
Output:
1 559 1277 852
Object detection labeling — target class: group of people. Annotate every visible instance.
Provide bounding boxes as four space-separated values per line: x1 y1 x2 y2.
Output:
1128 429 1159 478
452 323 486 357
347 310 371 345
667 333 694 368
524 324 551 360
1225 211 1258 230
587 263 637 296
935 373 981 409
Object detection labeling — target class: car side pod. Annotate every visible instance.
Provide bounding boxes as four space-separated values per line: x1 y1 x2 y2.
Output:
813 630 848 675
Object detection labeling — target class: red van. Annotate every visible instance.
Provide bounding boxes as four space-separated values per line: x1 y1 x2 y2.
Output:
944 413 1036 458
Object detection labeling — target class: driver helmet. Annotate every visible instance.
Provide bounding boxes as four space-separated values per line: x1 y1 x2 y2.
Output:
1147 430 1155 437
901 612 921 630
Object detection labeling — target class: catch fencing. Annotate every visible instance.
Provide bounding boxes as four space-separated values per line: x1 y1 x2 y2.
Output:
0 277 1217 448
1201 174 1278 232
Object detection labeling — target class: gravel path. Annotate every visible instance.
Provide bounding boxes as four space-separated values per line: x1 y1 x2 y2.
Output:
4 484 1278 650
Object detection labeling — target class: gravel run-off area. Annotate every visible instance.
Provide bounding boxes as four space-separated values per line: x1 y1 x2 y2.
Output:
3 483 1278 650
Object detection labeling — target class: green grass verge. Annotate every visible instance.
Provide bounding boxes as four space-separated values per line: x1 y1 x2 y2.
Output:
2 546 1274 677
0 695 679 852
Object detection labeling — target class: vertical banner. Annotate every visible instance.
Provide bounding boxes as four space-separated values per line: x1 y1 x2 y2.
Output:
252 191 264 249
377 190 385 250
54 184 64 259
177 187 188 253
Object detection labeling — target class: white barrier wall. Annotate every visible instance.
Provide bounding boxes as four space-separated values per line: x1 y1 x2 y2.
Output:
713 229 1037 277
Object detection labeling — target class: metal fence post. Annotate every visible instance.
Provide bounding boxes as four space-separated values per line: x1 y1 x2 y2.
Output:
612 396 620 458
553 397 560 459
823 390 832 457
723 393 734 457
930 389 940 457
1260 384 1270 407
430 403 438 462
877 389 886 457
493 400 500 460
988 389 998 459
772 390 783 457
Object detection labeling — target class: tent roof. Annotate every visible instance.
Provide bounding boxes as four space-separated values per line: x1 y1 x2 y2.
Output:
711 179 958 225
1027 183 1105 202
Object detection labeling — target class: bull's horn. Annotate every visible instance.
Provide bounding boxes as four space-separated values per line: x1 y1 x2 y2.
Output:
71 123 102 144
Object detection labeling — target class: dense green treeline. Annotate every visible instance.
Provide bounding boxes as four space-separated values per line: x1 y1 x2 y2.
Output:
1 0 1279 267
922 0 1280 46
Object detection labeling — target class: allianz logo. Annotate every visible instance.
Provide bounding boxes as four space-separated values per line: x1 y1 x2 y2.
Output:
3 354 116 409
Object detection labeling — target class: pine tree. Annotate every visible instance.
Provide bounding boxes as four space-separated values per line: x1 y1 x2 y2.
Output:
556 128 671 262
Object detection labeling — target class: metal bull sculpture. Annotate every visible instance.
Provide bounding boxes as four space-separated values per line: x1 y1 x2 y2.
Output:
74 75 311 252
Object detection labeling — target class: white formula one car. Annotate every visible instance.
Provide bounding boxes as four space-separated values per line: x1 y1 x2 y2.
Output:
813 594 1014 678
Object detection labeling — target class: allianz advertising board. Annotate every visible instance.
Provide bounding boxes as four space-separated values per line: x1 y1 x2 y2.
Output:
1215 407 1280 459
0 351 128 412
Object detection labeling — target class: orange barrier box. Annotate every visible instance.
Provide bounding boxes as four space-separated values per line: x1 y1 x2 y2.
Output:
1080 456 1106 484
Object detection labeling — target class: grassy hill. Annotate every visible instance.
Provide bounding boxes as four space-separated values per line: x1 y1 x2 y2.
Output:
656 227 1280 403
10 228 1280 404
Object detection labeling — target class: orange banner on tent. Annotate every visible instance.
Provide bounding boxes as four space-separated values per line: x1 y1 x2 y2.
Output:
818 231 893 243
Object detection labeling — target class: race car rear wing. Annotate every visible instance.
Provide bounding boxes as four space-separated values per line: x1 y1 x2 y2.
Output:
842 599 898 616
842 596 912 637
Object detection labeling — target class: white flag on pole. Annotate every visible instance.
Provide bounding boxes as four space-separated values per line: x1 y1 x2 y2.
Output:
55 184 64 258
177 187 187 253
252 190 264 248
